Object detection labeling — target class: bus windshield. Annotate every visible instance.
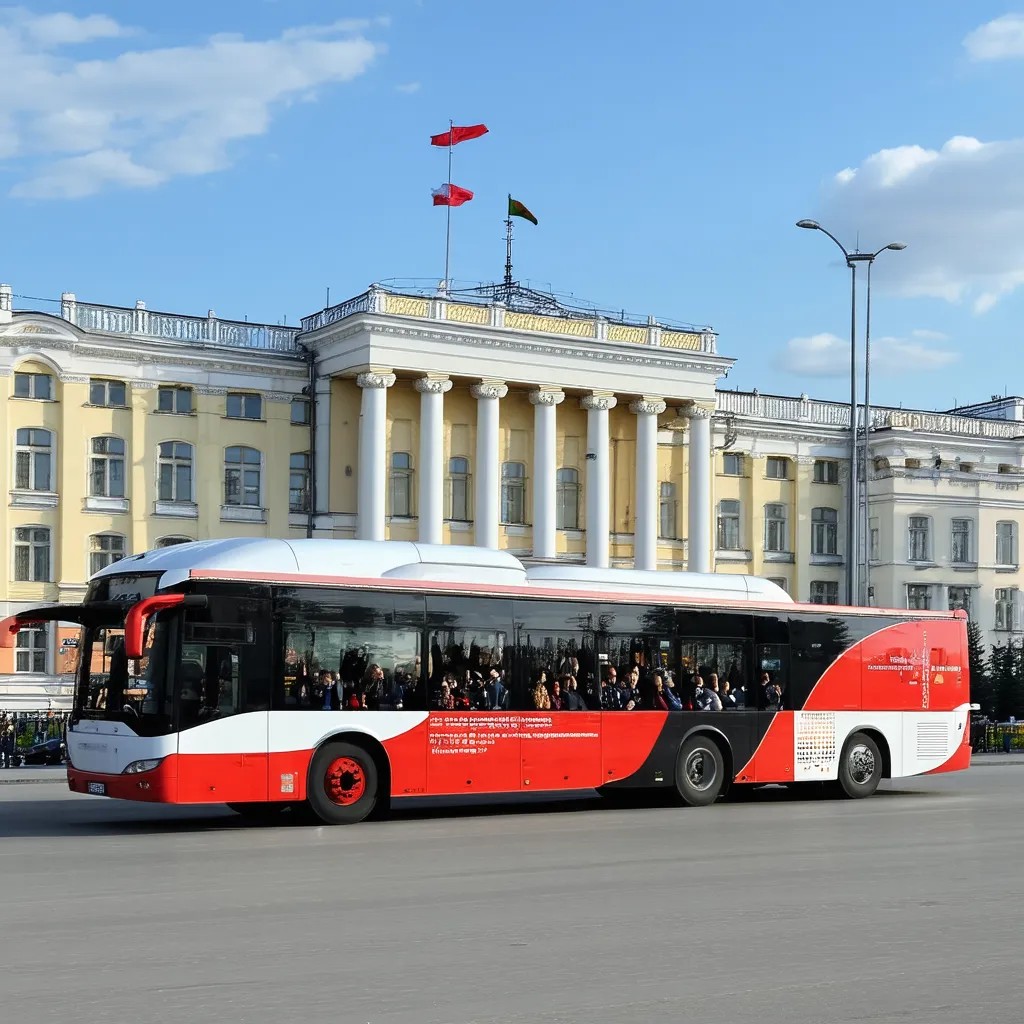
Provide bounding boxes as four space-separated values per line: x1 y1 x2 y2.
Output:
74 612 176 736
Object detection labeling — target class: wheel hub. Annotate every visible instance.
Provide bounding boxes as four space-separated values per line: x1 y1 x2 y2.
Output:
325 756 366 806
686 748 716 792
849 744 876 785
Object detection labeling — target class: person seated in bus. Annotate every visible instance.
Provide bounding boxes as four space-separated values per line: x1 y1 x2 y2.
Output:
706 673 725 711
483 667 506 710
530 676 551 710
316 669 338 710
562 675 587 711
620 666 641 711
720 680 737 710
693 674 720 712
761 672 782 710
642 671 670 711
548 678 565 710
661 672 683 710
361 664 385 710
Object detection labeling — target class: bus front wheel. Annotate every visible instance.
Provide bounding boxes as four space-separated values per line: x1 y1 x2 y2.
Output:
307 741 380 825
674 735 725 807
837 732 882 799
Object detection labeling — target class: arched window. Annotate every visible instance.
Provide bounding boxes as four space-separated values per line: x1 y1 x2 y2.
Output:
448 457 471 521
501 462 526 525
157 441 193 502
389 452 414 517
14 526 51 582
555 468 580 530
811 507 838 555
290 452 311 512
15 428 53 491
156 536 192 548
224 446 262 507
658 482 677 539
90 533 126 576
90 436 126 497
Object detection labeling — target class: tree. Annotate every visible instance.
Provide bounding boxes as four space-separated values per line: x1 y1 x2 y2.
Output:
986 641 1024 722
967 619 993 715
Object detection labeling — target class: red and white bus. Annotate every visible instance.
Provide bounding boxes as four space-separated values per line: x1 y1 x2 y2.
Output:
1 539 973 824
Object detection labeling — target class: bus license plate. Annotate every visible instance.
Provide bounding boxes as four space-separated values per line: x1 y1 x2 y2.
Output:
87 782 106 796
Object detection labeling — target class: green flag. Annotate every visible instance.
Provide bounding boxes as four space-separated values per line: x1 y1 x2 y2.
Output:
508 196 538 225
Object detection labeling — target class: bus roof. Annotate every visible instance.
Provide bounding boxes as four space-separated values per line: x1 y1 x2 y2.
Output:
94 538 793 605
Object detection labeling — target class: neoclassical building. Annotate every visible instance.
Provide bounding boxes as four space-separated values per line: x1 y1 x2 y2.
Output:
1 280 1021 705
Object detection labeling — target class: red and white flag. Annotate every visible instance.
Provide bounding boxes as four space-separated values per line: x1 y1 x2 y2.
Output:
430 124 488 147
432 183 474 207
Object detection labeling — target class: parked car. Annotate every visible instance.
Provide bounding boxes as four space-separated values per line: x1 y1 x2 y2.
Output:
18 738 66 766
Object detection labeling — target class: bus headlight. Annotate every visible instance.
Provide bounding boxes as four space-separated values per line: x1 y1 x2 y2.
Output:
122 758 163 774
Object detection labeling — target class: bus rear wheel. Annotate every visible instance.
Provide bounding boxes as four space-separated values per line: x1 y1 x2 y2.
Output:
837 732 882 799
674 735 725 807
307 741 380 825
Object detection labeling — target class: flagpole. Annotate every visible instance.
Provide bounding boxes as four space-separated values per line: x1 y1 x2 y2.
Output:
444 119 453 290
504 195 514 289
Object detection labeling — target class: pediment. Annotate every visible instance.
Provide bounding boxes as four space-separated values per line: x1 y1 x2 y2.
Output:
0 313 81 347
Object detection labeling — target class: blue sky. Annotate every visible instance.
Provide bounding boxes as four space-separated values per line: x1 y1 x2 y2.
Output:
3 2 1024 410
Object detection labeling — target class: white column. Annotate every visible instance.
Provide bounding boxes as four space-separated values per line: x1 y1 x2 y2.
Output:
471 381 508 549
314 376 332 523
530 389 565 560
630 397 667 571
415 376 453 545
581 394 616 568
685 405 713 574
356 371 396 541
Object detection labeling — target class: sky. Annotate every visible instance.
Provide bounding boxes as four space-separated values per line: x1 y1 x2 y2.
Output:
2 1 1024 411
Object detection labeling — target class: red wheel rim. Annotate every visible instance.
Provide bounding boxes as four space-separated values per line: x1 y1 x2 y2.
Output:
324 756 367 806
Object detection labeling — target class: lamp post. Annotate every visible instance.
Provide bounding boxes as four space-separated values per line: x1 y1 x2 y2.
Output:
796 221 905 606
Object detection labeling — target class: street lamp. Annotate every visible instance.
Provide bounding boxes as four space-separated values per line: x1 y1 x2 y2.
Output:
796 221 906 606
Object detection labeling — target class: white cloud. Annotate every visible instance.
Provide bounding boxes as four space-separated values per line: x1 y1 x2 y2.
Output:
964 13 1024 61
0 9 386 199
814 134 1024 312
777 332 959 378
396 81 421 94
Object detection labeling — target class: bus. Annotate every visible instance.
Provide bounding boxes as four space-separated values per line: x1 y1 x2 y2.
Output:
1 539 973 824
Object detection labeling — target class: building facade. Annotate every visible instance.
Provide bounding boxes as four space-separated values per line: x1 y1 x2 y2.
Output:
1 281 1021 705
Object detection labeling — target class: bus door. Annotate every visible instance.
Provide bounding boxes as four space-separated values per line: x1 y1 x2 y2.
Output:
176 590 273 804
750 612 791 784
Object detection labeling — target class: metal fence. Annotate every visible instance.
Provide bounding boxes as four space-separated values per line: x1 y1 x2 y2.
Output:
0 710 70 765
972 721 1024 753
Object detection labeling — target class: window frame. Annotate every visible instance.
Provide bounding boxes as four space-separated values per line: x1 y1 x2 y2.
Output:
89 378 128 408
763 502 788 553
716 499 741 550
448 457 471 522
908 515 931 562
907 583 932 611
809 580 839 605
14 371 53 401
996 521 1017 566
226 392 263 420
658 481 678 540
811 507 839 556
556 467 580 531
89 435 127 498
157 440 194 503
223 445 263 508
89 533 127 576
765 456 789 480
156 386 193 415
289 452 311 513
14 427 53 492
13 525 51 582
389 451 414 518
950 518 972 564
14 625 48 673
813 459 839 484
290 399 310 425
722 452 743 476
501 461 527 526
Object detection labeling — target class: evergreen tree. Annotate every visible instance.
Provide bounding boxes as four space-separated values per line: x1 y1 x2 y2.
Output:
987 641 1024 721
967 619 993 714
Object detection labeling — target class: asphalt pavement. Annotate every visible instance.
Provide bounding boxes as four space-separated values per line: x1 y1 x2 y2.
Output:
0 763 1021 1024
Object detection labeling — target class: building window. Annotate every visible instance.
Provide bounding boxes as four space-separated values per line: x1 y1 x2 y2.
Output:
659 482 678 539
501 462 527 525
89 378 127 407
908 515 931 561
388 452 414 517
89 533 126 576
722 453 743 476
157 386 192 415
556 468 580 530
289 453 311 512
15 626 47 673
157 441 193 502
14 428 52 491
996 521 1017 566
813 459 839 484
764 503 788 552
156 536 192 548
14 526 51 582
869 517 880 561
14 371 53 400
810 580 838 605
907 584 932 610
811 507 838 555
226 392 262 420
448 457 471 521
995 588 1017 631
224 446 262 507
89 436 126 498
767 577 788 593
290 400 310 425
766 456 789 480
951 518 972 564
716 499 741 550
948 587 972 615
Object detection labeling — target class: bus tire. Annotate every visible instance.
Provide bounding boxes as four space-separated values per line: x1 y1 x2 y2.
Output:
674 735 725 807
837 732 882 799
307 740 379 825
